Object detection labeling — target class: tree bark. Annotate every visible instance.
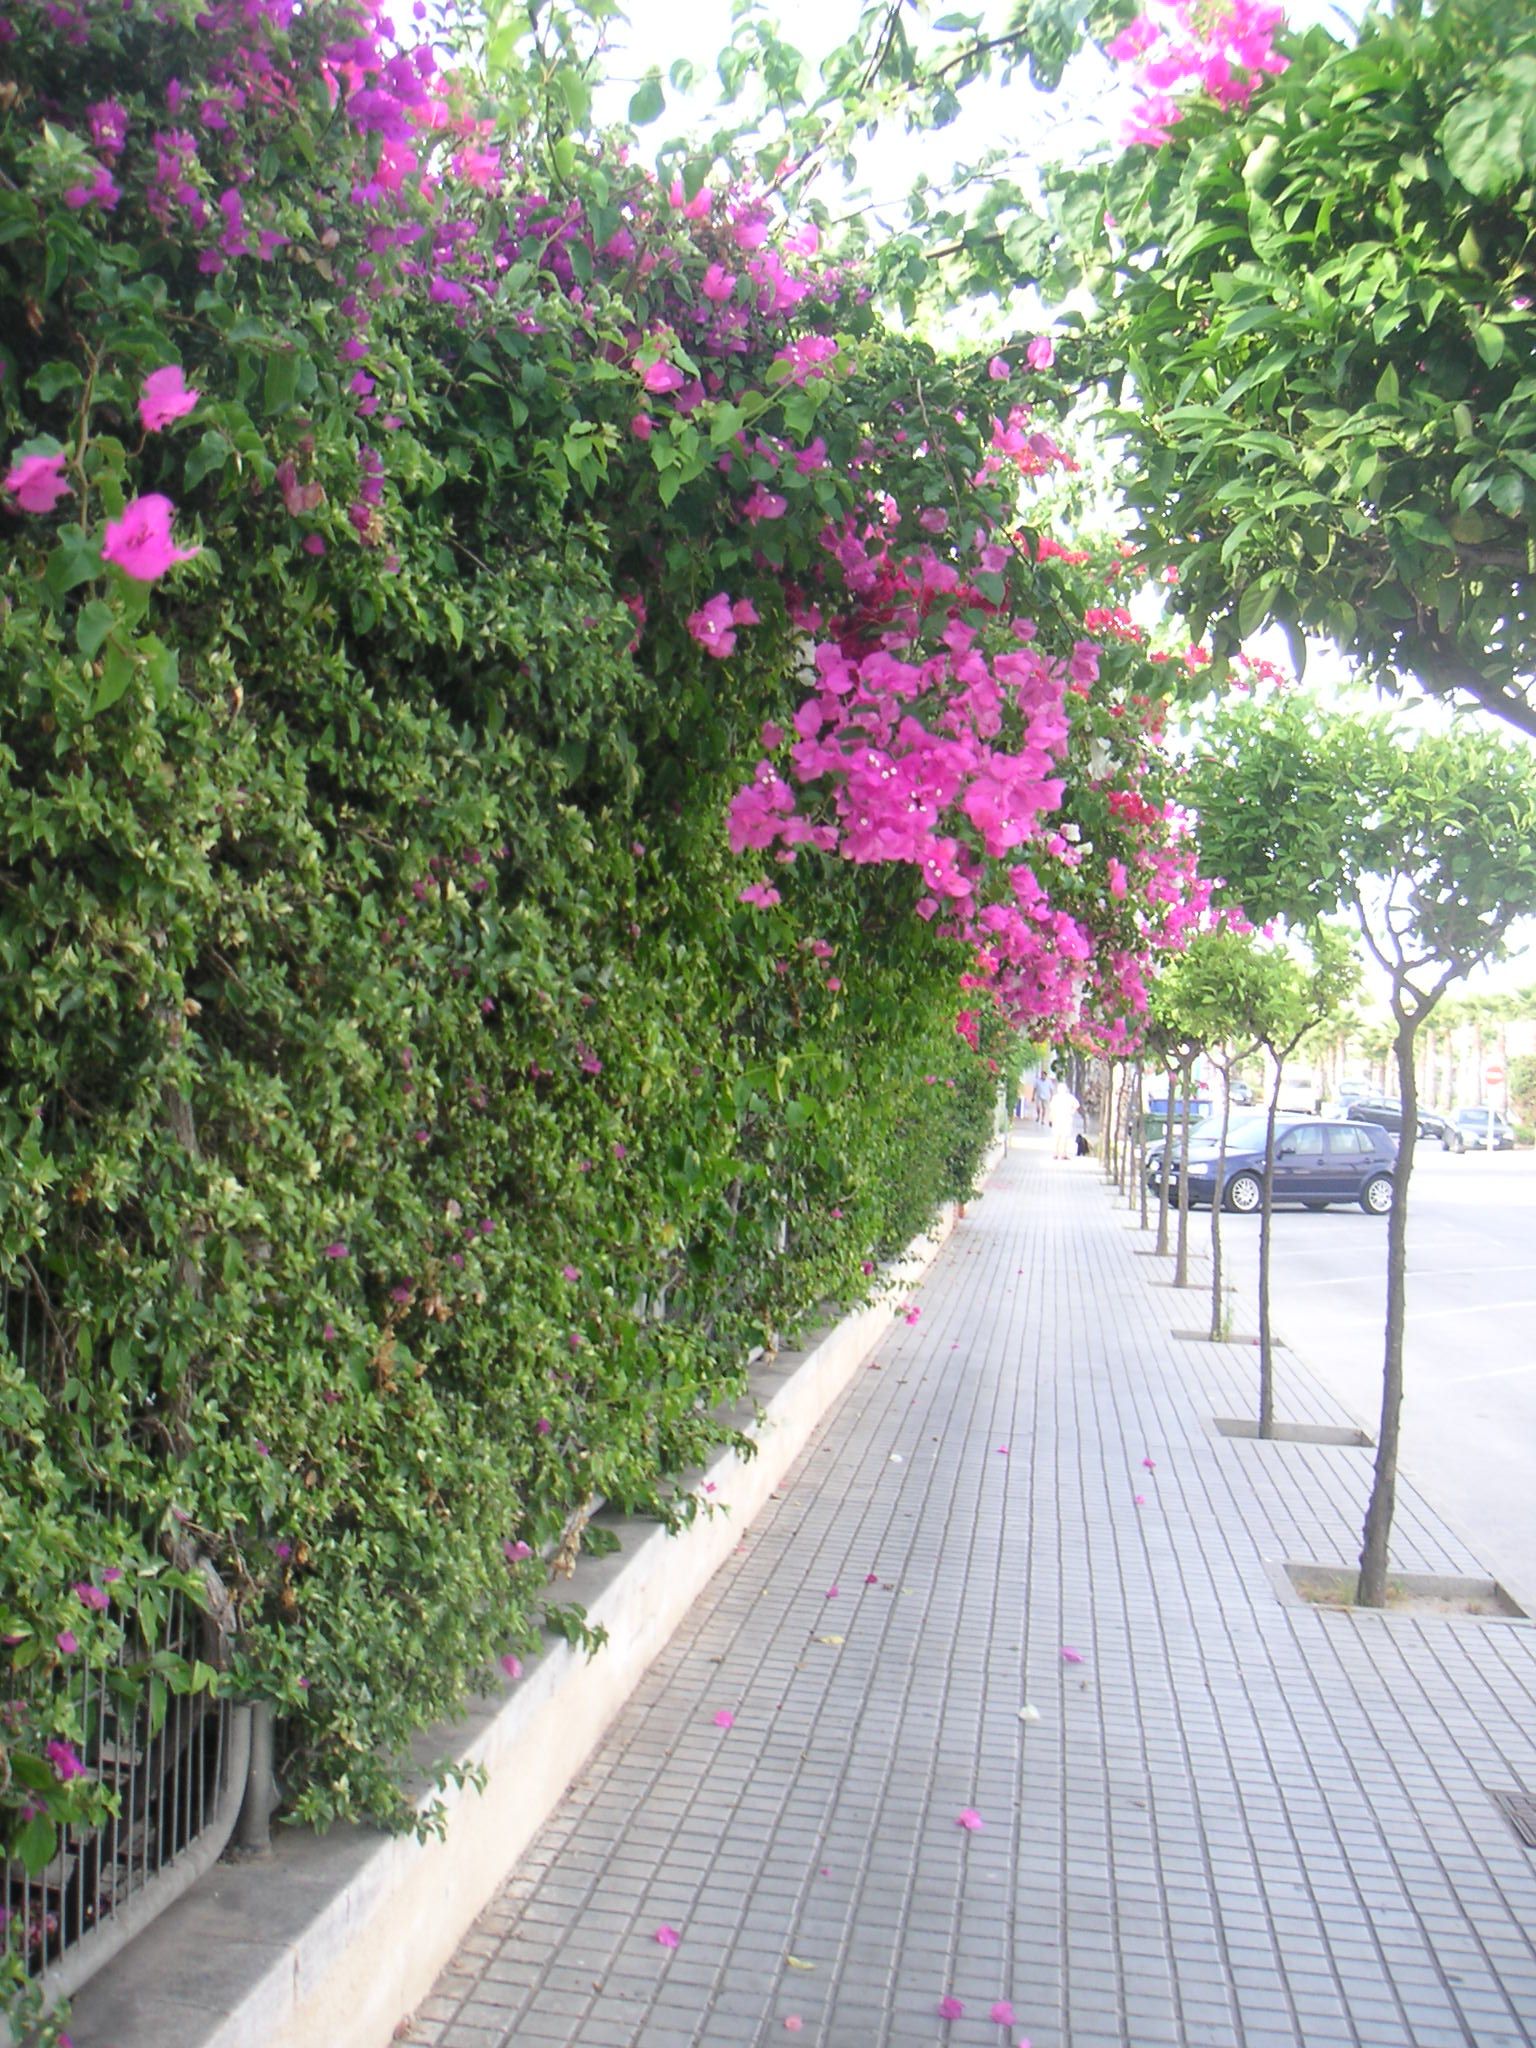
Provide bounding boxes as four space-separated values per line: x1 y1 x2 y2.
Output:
1173 1060 1194 1289
1257 1078 1280 1438
1357 1011 1418 1607
1208 1064 1233 1341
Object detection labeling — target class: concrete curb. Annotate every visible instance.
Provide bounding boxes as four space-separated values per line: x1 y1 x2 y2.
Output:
67 1163 994 2048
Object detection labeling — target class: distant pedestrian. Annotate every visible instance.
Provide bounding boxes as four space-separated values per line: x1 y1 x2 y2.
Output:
1049 1083 1081 1161
1036 1074 1054 1125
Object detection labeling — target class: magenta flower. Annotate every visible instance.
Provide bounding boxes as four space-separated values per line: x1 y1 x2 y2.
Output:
45 1739 86 1782
500 1652 522 1680
938 1996 965 2020
988 355 1011 380
4 451 71 513
101 495 199 582
503 1538 533 1563
1060 1645 1084 1664
654 1925 681 1949
139 366 200 431
561 1264 581 1281
989 2001 1015 2024
957 1807 984 1830
323 1242 349 1260
74 1584 110 1612
638 358 685 395
535 1418 552 1436
712 1709 735 1728
738 882 781 908
1026 335 1055 370
630 413 655 440
56 1631 79 1655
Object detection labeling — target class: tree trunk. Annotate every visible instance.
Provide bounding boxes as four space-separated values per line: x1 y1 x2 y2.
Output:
1257 1077 1281 1437
1134 1065 1149 1228
1208 1067 1233 1341
1357 1012 1418 1607
1173 1061 1194 1289
1154 1060 1174 1255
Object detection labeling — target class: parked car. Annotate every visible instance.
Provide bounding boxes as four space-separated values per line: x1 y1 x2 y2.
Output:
1147 1114 1398 1214
1453 1106 1516 1151
1346 1098 1464 1152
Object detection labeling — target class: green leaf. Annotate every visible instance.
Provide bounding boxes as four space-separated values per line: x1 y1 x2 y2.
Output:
92 637 136 717
12 1810 58 1878
263 350 302 414
45 528 103 600
184 428 233 490
75 598 116 659
34 360 83 402
1489 472 1525 519
1440 58 1536 199
628 74 666 125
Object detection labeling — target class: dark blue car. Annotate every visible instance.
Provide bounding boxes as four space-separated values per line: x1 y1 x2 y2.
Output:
1148 1114 1398 1214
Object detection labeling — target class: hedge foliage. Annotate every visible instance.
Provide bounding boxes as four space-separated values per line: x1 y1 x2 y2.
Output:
0 5 1198 2025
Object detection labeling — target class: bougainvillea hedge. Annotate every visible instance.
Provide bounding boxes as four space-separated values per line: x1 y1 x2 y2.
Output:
0 6 1209 2012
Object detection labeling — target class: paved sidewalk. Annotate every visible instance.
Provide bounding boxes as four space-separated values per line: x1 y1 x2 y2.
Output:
407 1135 1536 2048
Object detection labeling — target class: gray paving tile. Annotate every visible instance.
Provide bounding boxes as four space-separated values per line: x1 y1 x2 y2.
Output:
409 1135 1536 2048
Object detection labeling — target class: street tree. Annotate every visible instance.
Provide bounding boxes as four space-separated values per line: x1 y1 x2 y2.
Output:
1051 0 1536 739
1190 694 1536 1602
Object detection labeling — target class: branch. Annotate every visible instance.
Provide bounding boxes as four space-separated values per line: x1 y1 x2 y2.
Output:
1399 627 1536 743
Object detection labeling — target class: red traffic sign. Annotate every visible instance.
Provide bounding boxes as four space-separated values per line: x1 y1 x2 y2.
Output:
1484 1061 1506 1087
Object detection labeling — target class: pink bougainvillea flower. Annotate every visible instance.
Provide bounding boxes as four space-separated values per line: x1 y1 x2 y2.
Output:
638 358 685 395
302 533 326 556
988 355 1011 380
561 1263 581 1282
1135 1494 1146 1506
4 451 71 513
1060 1646 1084 1664
743 483 787 523
1025 335 1055 369
101 494 199 582
738 882 781 908
139 365 200 431
825 1586 839 1599
503 1539 533 1563
535 1418 552 1436
654 1925 681 1949
864 1573 879 1584
957 1808 985 1831
687 592 742 658
56 1631 79 1655
989 2001 1015 2024
74 1584 110 1612
783 2020 803 2034
500 1653 522 1680
630 413 654 440
1142 1456 1156 1470
903 1306 921 1324
713 1709 735 1728
46 1739 86 1782
938 1996 965 2020
323 1241 349 1259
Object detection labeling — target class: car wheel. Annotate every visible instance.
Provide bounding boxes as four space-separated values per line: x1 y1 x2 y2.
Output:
1360 1173 1394 1215
1447 1133 1464 1154
1224 1171 1263 1214
1302 1199 1330 1211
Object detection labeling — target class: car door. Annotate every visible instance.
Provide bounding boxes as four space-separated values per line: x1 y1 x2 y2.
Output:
1273 1123 1329 1200
1324 1121 1375 1194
